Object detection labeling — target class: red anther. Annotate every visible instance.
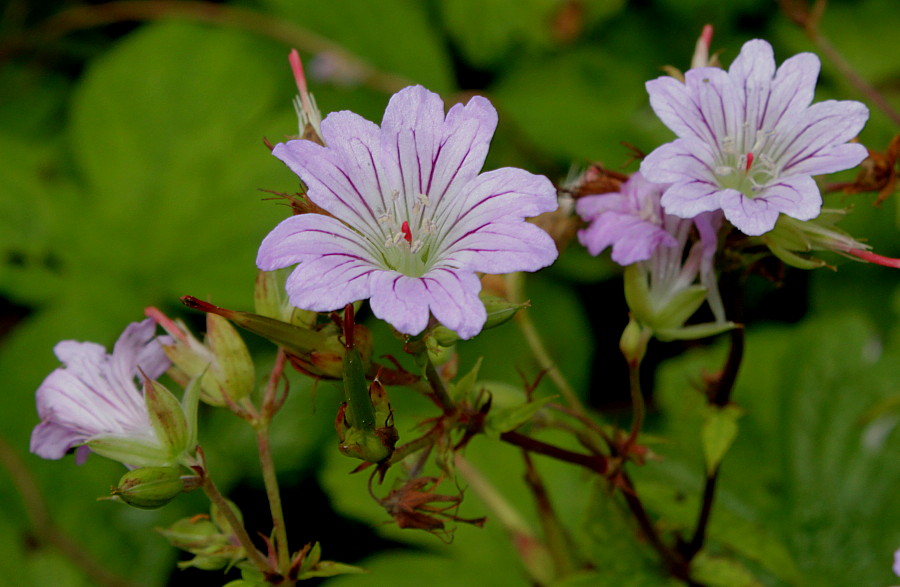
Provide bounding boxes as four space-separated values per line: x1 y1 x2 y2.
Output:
745 152 754 171
401 221 413 244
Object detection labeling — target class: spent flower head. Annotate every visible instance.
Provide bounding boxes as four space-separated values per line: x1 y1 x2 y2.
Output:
30 318 195 468
257 85 559 339
641 38 869 236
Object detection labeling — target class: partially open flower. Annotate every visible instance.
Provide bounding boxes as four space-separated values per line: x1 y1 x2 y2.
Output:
30 318 194 467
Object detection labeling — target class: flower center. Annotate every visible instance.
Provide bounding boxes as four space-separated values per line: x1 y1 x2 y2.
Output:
713 129 781 198
372 192 440 277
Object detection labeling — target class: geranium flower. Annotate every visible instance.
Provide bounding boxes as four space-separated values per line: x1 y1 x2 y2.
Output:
640 39 869 236
576 171 678 265
257 85 559 339
30 318 185 467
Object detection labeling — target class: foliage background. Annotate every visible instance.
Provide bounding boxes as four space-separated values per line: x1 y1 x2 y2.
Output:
0 0 898 585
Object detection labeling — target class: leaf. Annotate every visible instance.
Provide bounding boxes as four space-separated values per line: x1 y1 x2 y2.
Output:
700 404 743 476
67 20 294 311
484 394 556 438
647 312 900 585
439 0 626 68
691 552 761 587
491 48 654 163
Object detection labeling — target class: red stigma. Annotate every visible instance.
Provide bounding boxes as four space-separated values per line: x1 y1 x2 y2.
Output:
745 152 754 171
401 221 412 244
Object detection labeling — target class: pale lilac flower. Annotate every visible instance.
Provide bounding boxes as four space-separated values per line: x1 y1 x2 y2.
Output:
576 172 678 265
641 39 869 236
894 547 900 577
257 85 558 339
30 318 174 465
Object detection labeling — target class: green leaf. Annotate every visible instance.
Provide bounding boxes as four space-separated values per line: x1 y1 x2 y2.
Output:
449 357 483 404
647 312 900 585
67 20 293 311
484 394 556 438
439 0 626 68
700 404 743 475
691 551 761 587
492 48 653 163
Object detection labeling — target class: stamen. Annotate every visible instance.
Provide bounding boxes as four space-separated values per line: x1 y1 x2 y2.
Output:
401 221 413 244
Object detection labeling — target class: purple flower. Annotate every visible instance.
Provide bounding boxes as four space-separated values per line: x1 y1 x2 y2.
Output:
640 39 869 236
30 318 173 465
257 85 559 339
894 547 900 578
576 172 678 265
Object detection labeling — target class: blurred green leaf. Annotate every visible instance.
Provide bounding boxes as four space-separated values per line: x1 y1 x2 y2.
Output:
647 312 900 585
700 403 742 475
492 48 654 164
439 0 626 69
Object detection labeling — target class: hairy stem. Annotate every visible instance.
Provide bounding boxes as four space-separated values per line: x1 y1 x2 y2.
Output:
257 350 290 575
505 272 586 413
200 469 273 575
522 452 578 576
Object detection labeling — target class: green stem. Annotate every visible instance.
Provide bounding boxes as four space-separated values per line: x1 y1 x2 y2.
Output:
455 454 556 586
505 272 585 413
521 452 578 576
626 357 645 445
200 471 273 575
684 326 745 559
257 350 290 575
422 351 456 411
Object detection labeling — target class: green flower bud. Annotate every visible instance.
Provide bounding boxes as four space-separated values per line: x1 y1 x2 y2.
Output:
111 466 185 509
254 268 317 328
619 317 650 365
432 295 528 346
181 296 371 380
144 378 190 457
150 307 255 407
335 352 398 463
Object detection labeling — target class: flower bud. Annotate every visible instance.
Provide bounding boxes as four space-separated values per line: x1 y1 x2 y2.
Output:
619 317 650 365
254 268 317 328
180 296 370 380
761 213 900 270
335 350 398 463
431 295 528 346
158 500 246 571
111 466 186 509
144 377 191 457
148 308 255 407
